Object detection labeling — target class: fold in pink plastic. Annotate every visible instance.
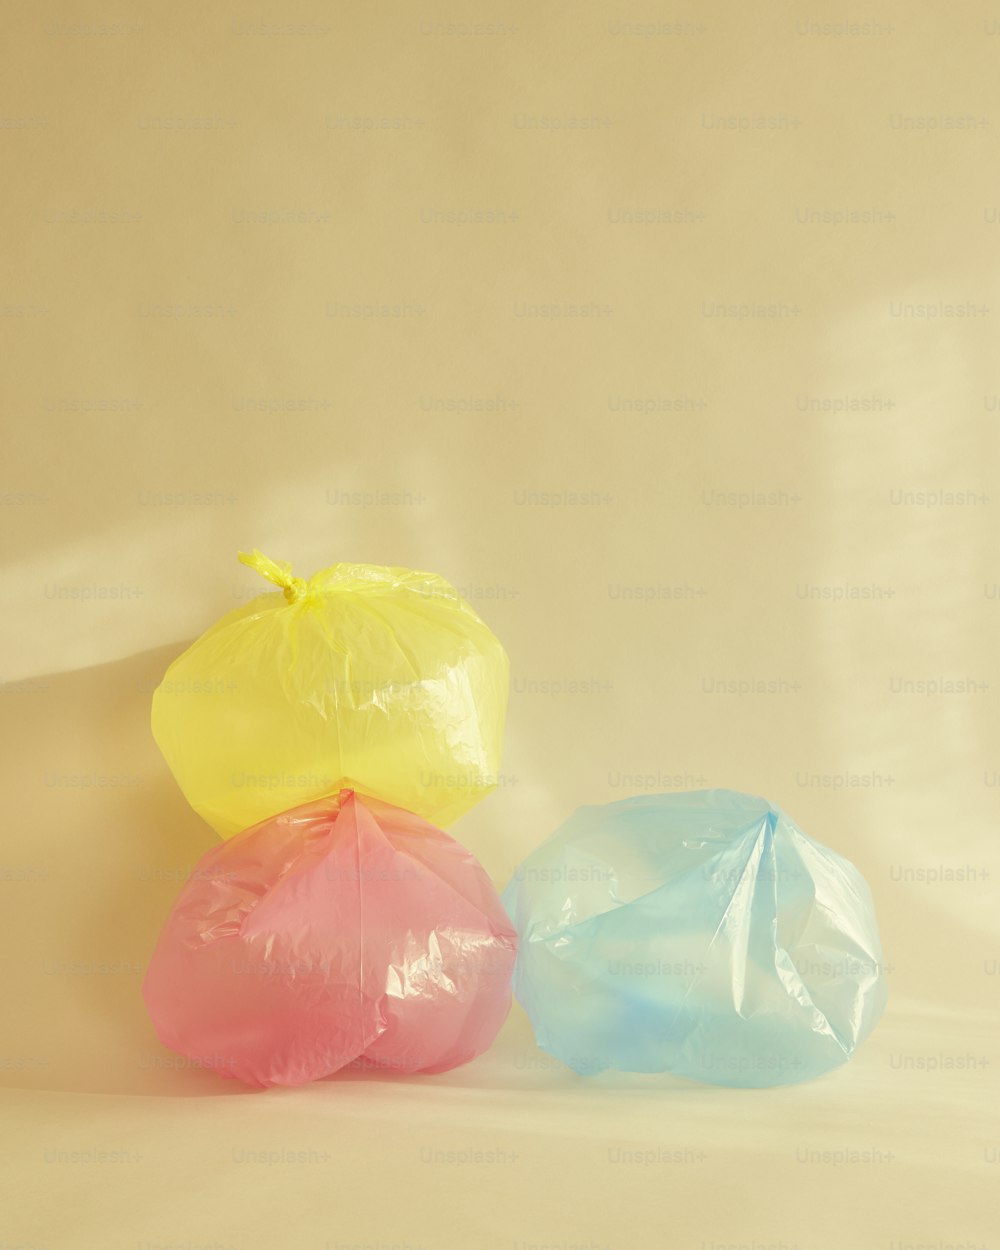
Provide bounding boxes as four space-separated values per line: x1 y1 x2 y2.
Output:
142 790 517 1087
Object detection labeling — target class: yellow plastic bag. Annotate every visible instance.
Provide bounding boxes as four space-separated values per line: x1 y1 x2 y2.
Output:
151 551 510 837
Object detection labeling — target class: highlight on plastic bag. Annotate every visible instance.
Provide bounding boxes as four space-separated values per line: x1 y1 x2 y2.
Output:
151 550 510 837
503 789 887 1087
143 789 518 1087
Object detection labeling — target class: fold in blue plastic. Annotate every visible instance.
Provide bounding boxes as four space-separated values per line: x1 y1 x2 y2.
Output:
503 789 887 1087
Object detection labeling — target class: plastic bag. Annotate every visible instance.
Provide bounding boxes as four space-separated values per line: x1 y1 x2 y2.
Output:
502 789 887 1087
151 550 509 837
143 789 517 1087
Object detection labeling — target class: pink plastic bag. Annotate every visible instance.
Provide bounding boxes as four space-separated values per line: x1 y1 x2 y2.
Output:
142 790 516 1087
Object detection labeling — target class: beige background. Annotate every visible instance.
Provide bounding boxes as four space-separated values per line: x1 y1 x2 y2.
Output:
2 2 999 1246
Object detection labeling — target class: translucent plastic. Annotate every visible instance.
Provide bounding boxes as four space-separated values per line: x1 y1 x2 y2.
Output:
143 789 517 1087
503 789 887 1087
151 551 510 837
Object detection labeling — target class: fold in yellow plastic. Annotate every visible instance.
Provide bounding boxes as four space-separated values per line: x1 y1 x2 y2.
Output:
151 552 510 838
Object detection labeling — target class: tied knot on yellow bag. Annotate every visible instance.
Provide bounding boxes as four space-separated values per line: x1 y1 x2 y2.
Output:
238 548 309 604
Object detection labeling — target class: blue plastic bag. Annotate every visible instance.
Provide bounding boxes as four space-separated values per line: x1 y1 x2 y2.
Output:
503 789 887 1087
